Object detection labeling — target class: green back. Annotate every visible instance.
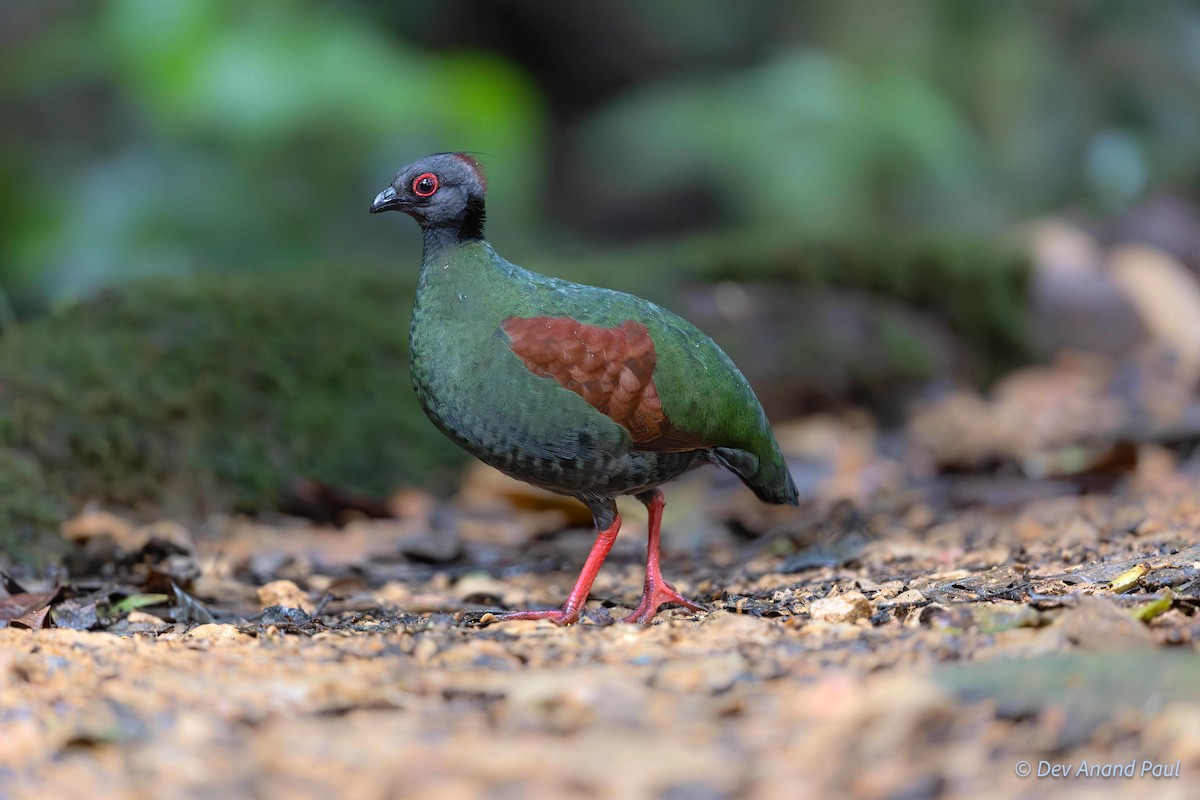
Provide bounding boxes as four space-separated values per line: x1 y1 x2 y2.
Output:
409 241 792 499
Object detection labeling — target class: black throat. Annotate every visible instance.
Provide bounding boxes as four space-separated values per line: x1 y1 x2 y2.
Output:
421 196 486 254
458 196 486 241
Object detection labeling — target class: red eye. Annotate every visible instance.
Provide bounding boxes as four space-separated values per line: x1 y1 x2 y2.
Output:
412 172 439 197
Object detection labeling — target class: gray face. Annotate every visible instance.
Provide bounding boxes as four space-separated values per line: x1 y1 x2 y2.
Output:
370 153 487 228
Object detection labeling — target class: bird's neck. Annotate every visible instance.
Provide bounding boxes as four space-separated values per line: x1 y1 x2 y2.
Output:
420 197 486 258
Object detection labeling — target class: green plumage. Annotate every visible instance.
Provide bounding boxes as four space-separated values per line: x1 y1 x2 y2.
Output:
371 152 795 623
407 238 796 507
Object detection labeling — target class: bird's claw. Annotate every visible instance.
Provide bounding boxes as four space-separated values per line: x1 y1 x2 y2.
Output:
622 582 707 624
494 605 583 626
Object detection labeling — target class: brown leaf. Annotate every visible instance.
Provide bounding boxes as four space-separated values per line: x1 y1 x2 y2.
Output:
0 589 58 625
10 604 52 630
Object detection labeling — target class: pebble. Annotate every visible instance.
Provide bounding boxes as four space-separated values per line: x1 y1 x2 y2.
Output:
890 589 926 606
185 623 245 643
808 591 872 624
257 579 313 613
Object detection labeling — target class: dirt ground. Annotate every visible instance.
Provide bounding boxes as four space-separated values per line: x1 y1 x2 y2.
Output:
3 395 1200 800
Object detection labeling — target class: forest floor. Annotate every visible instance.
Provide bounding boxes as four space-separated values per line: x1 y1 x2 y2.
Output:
3 372 1200 800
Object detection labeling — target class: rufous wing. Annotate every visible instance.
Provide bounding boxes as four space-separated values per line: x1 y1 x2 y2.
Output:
501 316 706 451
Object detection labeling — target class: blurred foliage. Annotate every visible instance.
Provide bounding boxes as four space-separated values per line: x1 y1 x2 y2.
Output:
0 0 544 308
575 49 991 237
569 3 1200 239
4 1 1200 310
0 268 465 562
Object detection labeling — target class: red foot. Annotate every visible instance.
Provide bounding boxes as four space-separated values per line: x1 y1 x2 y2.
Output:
493 514 621 627
490 490 708 626
495 605 582 626
621 489 707 624
622 581 707 624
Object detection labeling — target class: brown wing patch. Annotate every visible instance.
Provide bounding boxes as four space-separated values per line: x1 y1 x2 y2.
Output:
501 316 705 449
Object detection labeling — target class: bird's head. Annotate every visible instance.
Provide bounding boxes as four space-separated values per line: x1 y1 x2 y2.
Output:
370 153 487 236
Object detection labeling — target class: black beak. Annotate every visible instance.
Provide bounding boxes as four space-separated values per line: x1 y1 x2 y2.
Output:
370 186 405 213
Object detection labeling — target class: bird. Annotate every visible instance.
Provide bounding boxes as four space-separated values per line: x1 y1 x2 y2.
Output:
370 153 797 624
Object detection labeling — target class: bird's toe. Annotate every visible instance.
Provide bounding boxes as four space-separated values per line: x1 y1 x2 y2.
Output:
621 583 707 624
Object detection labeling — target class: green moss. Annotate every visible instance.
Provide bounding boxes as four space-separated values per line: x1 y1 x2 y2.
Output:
789 236 1033 382
0 268 465 561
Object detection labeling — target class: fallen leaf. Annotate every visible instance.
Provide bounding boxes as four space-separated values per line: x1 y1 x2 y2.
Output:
171 583 216 625
1107 562 1149 594
1132 589 1175 623
51 599 99 631
107 593 172 615
10 604 52 630
0 589 58 626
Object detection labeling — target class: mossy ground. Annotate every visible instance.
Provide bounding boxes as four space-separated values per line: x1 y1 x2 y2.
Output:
0 268 465 563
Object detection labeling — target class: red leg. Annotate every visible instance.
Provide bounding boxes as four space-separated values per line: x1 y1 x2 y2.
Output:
623 490 707 624
497 513 621 626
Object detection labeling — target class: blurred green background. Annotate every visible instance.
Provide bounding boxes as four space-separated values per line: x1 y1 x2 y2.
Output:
7 1 1200 307
3 0 1200 555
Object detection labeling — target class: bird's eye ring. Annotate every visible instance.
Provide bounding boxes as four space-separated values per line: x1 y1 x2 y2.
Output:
412 172 439 197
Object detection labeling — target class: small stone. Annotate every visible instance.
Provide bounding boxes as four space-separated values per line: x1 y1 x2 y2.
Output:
1134 518 1167 537
61 510 140 549
256 579 313 613
452 573 511 602
890 589 926 606
126 610 168 628
413 636 439 664
186 623 244 643
808 591 872 624
875 580 906 599
261 605 312 626
135 520 196 552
